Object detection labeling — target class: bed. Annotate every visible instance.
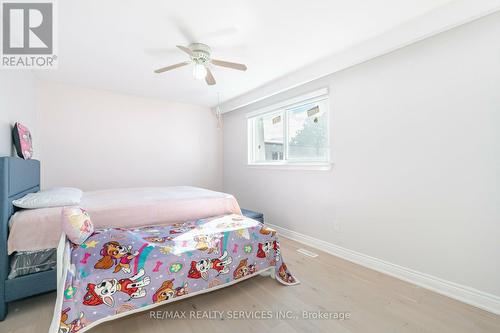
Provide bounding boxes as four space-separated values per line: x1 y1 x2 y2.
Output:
48 214 296 333
0 157 243 320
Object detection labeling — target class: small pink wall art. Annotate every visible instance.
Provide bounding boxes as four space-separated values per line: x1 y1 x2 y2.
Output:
12 122 33 159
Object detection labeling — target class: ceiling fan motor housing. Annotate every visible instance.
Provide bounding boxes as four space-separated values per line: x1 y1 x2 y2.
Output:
189 43 211 64
153 43 246 86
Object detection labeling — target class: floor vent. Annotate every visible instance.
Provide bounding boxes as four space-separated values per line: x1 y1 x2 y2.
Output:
297 248 319 258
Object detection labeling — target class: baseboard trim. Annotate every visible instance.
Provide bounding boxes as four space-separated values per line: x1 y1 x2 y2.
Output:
269 223 500 315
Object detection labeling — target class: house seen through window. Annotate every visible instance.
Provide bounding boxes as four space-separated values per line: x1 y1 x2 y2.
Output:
248 90 329 165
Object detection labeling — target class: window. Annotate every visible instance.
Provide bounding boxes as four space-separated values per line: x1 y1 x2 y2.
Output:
247 89 330 168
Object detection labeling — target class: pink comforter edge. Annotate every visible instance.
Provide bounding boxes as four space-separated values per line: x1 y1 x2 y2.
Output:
8 186 242 253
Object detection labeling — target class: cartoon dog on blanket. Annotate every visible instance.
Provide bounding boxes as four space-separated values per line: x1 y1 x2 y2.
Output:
256 240 280 261
83 268 151 307
59 308 85 333
278 263 296 284
193 234 221 254
233 259 257 279
152 280 189 303
188 250 233 280
94 241 139 274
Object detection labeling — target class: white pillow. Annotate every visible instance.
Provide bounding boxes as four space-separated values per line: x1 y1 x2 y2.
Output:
12 187 83 209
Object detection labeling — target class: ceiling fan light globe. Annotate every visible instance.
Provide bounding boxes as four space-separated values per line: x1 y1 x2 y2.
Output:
193 63 207 80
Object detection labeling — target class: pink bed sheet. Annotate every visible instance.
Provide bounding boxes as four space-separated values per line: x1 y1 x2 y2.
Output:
8 186 241 254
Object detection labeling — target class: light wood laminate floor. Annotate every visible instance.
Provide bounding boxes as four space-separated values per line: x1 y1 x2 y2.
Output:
1 238 499 333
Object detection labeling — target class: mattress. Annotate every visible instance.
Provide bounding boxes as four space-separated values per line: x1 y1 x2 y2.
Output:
8 186 241 254
8 248 57 279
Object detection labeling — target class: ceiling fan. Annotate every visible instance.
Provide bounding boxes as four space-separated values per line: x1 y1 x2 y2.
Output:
153 43 247 86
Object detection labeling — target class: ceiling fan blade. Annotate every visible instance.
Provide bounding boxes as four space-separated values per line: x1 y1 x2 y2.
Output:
205 67 216 85
144 47 177 57
199 27 238 42
154 61 190 73
169 16 197 44
176 45 193 56
211 59 247 71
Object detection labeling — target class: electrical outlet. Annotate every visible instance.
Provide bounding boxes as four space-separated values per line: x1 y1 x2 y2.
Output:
333 221 340 232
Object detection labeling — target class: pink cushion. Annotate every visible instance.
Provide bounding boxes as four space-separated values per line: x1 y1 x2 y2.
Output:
12 122 33 160
61 207 94 244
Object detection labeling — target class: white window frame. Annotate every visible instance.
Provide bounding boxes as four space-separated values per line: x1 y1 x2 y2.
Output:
247 88 331 171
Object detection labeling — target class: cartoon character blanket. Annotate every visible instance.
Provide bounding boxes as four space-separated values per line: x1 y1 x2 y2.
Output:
49 214 298 333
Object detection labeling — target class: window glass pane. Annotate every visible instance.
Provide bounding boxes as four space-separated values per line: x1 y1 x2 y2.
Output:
254 112 284 161
287 100 328 161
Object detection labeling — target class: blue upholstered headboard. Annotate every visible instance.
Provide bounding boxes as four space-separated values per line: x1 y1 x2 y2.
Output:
0 157 40 282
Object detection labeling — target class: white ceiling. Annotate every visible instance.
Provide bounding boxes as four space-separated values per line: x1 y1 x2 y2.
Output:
37 0 453 107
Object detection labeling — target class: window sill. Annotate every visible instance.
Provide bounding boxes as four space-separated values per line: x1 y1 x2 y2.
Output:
246 162 333 171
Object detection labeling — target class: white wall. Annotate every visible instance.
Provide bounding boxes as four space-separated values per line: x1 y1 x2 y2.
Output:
223 11 500 300
0 72 38 157
38 81 222 191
